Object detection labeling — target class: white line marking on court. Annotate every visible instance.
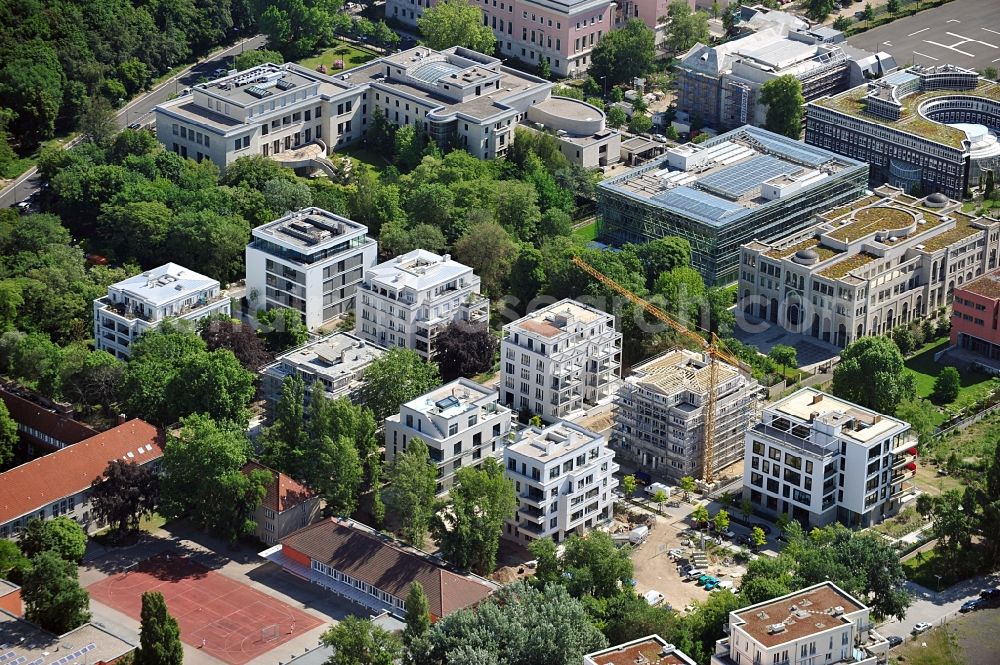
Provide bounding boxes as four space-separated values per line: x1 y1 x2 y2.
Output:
885 41 893 47
945 32 997 48
947 19 960 23
994 57 1000 62
983 28 1000 36
908 28 930 37
925 40 975 57
913 51 940 61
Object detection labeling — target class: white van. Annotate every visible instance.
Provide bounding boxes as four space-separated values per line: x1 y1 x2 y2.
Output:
645 482 671 499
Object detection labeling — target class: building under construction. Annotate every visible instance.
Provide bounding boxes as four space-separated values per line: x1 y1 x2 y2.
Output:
611 348 761 483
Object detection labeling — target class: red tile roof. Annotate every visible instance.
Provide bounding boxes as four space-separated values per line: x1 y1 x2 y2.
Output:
0 419 163 525
0 388 98 446
281 518 496 618
242 462 316 513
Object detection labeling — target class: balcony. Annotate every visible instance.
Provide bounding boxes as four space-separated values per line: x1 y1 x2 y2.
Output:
892 462 917 482
518 504 545 519
893 450 917 469
517 519 546 535
98 292 227 323
892 438 919 455
891 482 915 499
519 490 546 507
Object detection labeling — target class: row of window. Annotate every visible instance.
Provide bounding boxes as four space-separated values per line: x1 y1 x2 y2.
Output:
311 559 406 610
172 124 211 147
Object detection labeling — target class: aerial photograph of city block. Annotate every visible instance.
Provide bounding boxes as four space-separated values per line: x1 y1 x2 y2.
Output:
1 0 999 662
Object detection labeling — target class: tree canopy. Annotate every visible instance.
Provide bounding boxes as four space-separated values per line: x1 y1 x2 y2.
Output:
89 460 160 539
666 2 710 54
135 591 183 665
21 550 91 634
417 0 496 53
760 75 805 139
384 437 438 546
322 616 403 665
832 336 916 414
19 517 87 563
591 19 656 86
359 348 441 422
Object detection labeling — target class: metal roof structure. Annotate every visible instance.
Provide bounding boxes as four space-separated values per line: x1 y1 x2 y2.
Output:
698 155 797 200
650 187 744 225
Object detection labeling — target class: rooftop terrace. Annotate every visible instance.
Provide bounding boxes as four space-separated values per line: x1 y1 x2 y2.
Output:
731 582 864 647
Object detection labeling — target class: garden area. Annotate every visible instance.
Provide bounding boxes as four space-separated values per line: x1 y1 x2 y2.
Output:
299 38 378 72
902 547 982 590
572 220 598 243
870 506 926 539
903 338 999 427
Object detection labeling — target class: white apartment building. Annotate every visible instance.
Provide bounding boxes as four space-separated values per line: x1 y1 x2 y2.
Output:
355 249 488 360
500 299 621 422
259 332 387 414
743 388 918 528
385 378 513 494
246 207 377 330
504 420 618 544
613 349 761 483
93 263 231 359
711 582 889 665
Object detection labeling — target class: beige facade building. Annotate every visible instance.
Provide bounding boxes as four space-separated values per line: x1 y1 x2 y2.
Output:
243 462 321 546
739 185 1000 347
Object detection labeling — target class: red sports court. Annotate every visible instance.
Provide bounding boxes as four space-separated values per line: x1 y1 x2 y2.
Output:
87 553 322 665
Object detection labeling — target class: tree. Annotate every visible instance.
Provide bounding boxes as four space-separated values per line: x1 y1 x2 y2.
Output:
410 582 606 664
628 113 653 135
833 16 853 31
692 504 709 526
258 0 334 59
984 169 996 199
417 0 496 53
235 49 285 70
538 56 552 80
653 489 668 514
760 76 805 139
200 317 273 370
590 19 656 86
21 551 91 634
135 591 182 665
528 537 561 586
403 581 432 653
666 3 710 54
19 517 87 563
768 344 797 379
895 398 936 448
360 348 441 422
680 475 696 501
932 366 961 404
80 97 119 146
832 336 916 414
805 0 836 21
557 531 634 599
434 321 497 382
622 474 638 498
887 0 899 14
713 509 730 533
384 438 438 546
979 438 1000 561
256 307 309 352
453 221 517 296
261 374 308 474
750 526 767 549
0 540 28 580
607 106 627 129
863 2 875 22
0 398 16 466
89 461 159 539
654 266 705 325
262 177 313 214
433 458 516 574
322 616 403 665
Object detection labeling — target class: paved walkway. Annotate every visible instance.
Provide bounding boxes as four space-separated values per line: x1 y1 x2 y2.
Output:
876 571 1000 639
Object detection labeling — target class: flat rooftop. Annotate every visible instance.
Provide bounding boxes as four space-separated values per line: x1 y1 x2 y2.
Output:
366 249 474 292
771 388 904 443
507 422 603 461
599 126 862 227
108 263 217 306
628 349 739 396
253 207 369 251
197 63 321 107
265 332 386 383
731 582 864 648
509 299 607 338
402 378 497 418
0 610 136 665
585 636 695 665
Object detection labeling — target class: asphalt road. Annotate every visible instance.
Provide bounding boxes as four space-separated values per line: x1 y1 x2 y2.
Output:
847 0 1000 71
0 34 268 210
875 572 1000 640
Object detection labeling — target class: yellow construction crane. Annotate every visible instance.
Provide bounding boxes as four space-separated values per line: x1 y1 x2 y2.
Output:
572 255 748 485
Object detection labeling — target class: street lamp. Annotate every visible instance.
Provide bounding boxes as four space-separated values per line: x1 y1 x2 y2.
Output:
601 75 607 99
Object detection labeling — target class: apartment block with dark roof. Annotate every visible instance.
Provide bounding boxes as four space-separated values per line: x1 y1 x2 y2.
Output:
0 387 98 457
242 462 321 545
0 419 164 539
260 517 497 619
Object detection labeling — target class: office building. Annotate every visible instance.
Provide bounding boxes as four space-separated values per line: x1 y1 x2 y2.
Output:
259 332 386 413
261 517 497 619
355 249 487 360
504 420 618 544
586 636 696 665
612 349 760 483
246 207 377 330
93 263 231 359
677 26 892 130
711 582 889 665
806 64 1000 199
950 268 1000 362
743 388 917 528
739 185 1000 346
0 419 163 538
500 299 621 422
385 379 513 493
597 125 868 284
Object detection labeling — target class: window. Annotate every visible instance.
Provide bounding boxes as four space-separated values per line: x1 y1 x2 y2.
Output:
448 423 459 436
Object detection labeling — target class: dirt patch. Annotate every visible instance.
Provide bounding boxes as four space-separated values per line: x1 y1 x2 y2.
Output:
950 607 1000 665
630 514 715 611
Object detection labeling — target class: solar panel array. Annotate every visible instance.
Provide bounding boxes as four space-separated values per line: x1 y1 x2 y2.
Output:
651 186 743 224
0 652 16 663
698 155 796 200
750 131 831 167
49 643 96 665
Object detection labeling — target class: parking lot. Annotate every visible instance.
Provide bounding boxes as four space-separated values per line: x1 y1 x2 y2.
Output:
847 0 1000 70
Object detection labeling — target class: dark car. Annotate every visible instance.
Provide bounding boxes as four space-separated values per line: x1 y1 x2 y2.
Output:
980 588 1000 600
960 599 980 613
887 636 903 648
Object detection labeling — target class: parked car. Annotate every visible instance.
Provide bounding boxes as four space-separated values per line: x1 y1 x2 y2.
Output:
652 134 667 143
16 200 32 214
643 590 665 606
980 588 1000 600
698 575 718 587
704 579 720 591
722 529 736 539
960 599 980 613
887 636 903 648
912 622 932 634
686 569 704 581
127 121 141 129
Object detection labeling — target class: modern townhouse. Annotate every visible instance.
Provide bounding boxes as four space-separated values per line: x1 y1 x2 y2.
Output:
503 420 618 545
355 249 487 360
385 379 513 494
93 263 231 359
246 207 377 330
500 299 621 422
739 185 1000 347
743 388 918 528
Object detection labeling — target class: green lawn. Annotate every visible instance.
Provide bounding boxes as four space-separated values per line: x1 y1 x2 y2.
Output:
2 133 77 180
904 339 998 421
871 506 926 539
572 220 599 243
341 145 392 169
300 40 378 72
902 548 981 589
892 623 962 665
